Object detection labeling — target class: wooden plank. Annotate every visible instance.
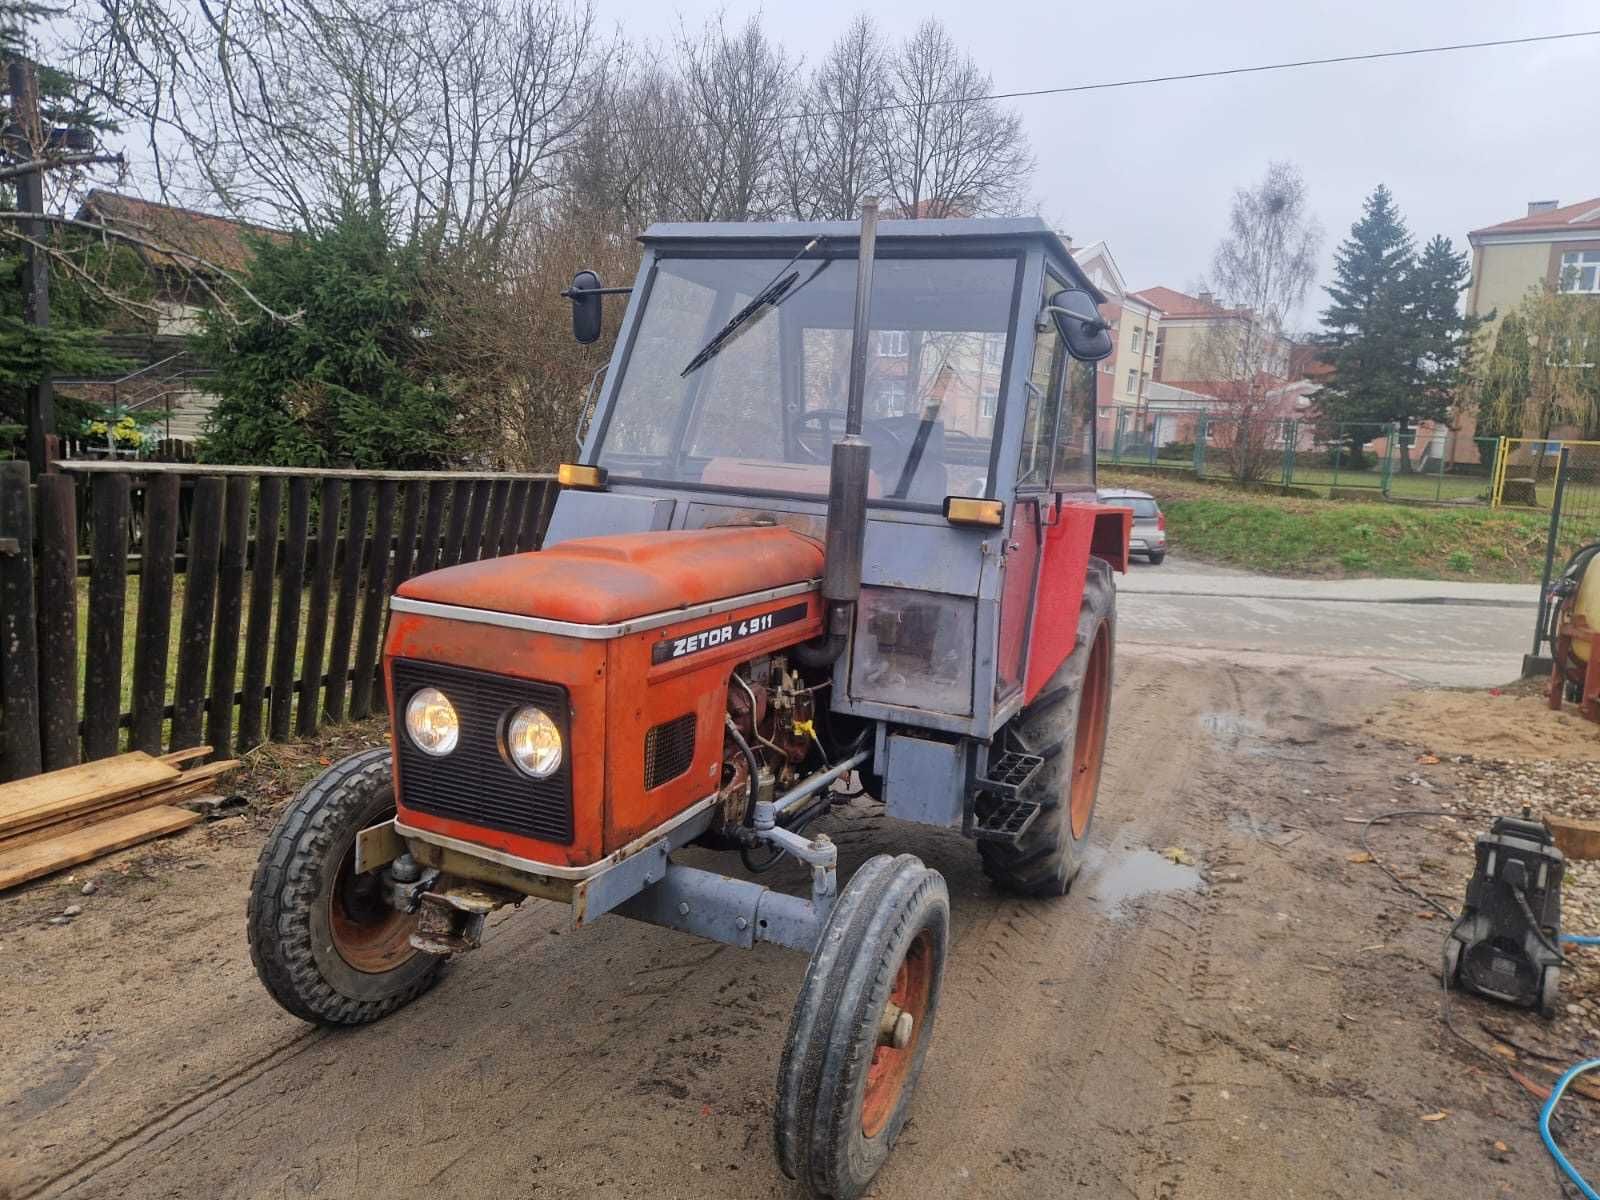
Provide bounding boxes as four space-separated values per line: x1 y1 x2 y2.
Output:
514 477 545 553
269 477 310 742
57 461 554 482
391 480 423 587
0 756 239 841
170 476 224 750
297 478 341 737
159 746 212 767
499 480 530 556
35 474 79 771
482 479 510 560
461 480 491 563
349 481 395 720
0 752 178 836
1549 816 1600 861
439 479 473 568
205 476 252 759
0 461 41 780
530 478 559 550
129 473 180 754
83 473 131 762
0 805 201 892
324 478 370 722
238 476 282 751
416 479 449 575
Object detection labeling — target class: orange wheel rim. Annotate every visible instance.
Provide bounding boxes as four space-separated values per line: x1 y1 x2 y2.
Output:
328 840 418 973
860 930 934 1139
1069 627 1110 840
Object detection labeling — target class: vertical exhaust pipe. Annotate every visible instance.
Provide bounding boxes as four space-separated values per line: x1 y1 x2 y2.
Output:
796 198 878 670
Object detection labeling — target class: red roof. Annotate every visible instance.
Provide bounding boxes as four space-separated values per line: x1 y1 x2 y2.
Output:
1129 286 1241 320
77 190 289 273
1471 197 1600 238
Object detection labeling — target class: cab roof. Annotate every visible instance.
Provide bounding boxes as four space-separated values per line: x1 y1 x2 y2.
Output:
639 216 1102 303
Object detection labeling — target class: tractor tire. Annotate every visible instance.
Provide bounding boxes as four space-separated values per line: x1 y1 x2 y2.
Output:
247 748 442 1025
979 558 1115 897
775 854 949 1200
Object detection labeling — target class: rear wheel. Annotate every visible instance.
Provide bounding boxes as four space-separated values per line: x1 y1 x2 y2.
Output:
247 748 442 1025
1147 551 1166 565
979 559 1115 896
776 854 949 1200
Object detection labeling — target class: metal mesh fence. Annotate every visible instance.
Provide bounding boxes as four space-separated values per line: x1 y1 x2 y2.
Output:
1530 446 1600 656
1094 410 1504 503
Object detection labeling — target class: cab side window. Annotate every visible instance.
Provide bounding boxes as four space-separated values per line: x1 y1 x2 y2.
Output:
1051 357 1096 489
1015 317 1061 490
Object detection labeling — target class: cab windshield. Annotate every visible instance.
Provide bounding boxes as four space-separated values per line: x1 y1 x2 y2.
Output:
595 253 1021 505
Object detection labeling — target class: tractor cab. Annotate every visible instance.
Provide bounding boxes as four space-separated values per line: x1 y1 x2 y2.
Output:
248 211 1130 1200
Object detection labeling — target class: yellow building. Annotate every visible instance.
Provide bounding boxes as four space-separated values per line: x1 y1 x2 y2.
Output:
1069 240 1159 412
1467 197 1600 331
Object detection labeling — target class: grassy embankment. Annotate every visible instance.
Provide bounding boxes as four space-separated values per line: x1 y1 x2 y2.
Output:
1100 470 1575 583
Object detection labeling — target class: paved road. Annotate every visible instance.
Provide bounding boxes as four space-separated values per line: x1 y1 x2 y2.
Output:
1116 555 1537 687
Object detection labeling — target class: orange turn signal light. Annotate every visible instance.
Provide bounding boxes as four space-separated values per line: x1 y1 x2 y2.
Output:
942 496 1004 527
558 463 608 490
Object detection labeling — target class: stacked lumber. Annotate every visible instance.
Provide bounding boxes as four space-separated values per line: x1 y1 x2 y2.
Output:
0 749 239 891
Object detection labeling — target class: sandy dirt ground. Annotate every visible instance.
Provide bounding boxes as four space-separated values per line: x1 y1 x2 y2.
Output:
3 638 1595 1199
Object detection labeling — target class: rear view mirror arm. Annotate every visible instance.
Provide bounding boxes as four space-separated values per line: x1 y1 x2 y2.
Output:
1039 305 1110 336
560 285 634 298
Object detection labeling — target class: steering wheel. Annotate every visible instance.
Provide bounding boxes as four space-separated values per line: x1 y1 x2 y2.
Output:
793 409 908 464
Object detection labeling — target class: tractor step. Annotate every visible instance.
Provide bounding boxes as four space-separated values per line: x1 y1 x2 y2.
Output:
970 796 1043 842
974 751 1045 798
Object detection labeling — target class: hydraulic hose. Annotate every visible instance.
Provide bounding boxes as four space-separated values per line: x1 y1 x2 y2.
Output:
1541 1059 1600 1200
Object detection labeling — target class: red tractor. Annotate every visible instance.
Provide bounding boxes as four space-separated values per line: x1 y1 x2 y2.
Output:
248 202 1128 1199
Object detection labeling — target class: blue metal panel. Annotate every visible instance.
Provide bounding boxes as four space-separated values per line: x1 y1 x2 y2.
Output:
542 490 676 547
860 519 984 596
881 734 968 828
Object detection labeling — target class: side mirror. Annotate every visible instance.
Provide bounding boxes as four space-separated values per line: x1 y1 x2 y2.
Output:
1046 288 1114 362
568 269 603 344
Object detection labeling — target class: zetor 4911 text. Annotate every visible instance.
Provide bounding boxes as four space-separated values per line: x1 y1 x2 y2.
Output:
247 205 1130 1200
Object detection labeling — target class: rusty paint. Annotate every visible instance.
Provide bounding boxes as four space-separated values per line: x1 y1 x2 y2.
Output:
407 840 575 903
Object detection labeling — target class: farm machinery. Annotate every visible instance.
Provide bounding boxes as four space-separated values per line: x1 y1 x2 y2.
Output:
248 203 1129 1198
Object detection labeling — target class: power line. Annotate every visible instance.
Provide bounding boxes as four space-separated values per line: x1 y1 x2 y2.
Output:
609 28 1600 136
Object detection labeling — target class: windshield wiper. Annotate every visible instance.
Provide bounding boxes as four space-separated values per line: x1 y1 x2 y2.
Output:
680 237 824 377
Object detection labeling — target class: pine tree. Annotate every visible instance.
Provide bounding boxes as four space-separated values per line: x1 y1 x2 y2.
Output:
1317 185 1414 462
1405 234 1483 446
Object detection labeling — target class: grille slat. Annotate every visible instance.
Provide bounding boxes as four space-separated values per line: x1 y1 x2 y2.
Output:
393 659 574 845
644 713 696 790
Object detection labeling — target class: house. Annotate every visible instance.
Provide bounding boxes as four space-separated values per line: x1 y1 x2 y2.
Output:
1069 240 1160 413
1129 285 1293 384
56 192 289 446
1467 196 1600 333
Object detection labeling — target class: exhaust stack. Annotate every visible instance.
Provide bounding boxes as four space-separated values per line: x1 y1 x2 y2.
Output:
797 198 878 669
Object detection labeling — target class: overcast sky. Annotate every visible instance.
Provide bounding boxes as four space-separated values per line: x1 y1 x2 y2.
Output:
610 0 1599 329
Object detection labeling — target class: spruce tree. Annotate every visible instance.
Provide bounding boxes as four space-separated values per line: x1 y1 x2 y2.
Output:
1405 234 1483 446
1318 185 1414 462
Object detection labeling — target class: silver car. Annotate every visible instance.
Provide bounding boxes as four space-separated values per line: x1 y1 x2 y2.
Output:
1097 488 1167 564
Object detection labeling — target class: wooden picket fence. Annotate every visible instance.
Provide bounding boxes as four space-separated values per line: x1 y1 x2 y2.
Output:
0 460 559 782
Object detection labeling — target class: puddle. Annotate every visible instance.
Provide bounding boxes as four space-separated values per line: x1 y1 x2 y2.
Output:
1080 847 1205 915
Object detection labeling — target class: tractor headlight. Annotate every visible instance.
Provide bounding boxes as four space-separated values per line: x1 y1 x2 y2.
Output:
506 706 562 778
405 687 459 756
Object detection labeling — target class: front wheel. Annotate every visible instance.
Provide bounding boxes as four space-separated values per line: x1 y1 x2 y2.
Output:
775 854 949 1200
247 747 442 1025
979 558 1115 896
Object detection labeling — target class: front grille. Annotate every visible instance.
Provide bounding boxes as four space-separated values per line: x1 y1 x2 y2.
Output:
644 714 696 790
392 659 574 845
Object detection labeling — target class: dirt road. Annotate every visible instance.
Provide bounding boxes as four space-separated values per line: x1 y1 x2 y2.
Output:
0 638 1573 1198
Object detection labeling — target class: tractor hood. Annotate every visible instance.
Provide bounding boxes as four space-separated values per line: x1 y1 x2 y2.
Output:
395 526 824 626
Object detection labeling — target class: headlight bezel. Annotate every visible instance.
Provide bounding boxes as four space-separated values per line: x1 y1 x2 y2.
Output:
404 685 460 757
504 704 564 779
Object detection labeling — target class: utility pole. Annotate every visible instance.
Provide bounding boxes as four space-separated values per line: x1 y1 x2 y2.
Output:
8 58 53 475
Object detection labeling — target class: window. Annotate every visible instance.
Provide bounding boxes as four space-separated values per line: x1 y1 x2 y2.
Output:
979 383 999 420
983 332 1005 369
1561 250 1600 294
1131 327 1143 354
1126 368 1138 394
875 379 909 417
1051 358 1096 489
877 329 909 356
1016 315 1062 490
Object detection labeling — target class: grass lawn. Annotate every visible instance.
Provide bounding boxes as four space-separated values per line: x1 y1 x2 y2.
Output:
1100 469 1576 583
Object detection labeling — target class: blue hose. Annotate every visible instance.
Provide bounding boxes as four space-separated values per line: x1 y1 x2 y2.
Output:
1561 934 1600 946
1542 1059 1600 1199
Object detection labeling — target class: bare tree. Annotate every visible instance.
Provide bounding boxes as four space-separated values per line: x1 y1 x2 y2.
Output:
673 15 797 222
66 0 605 246
1194 161 1322 481
876 20 1030 219
779 15 886 221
